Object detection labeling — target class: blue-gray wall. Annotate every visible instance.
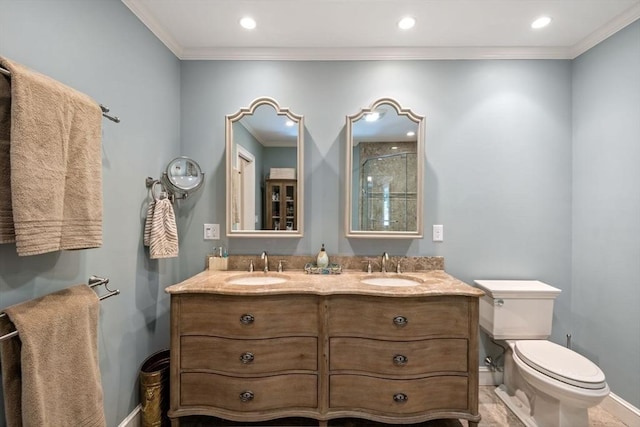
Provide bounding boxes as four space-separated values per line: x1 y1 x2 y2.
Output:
0 2 638 425
179 58 576 365
0 1 181 425
572 22 640 408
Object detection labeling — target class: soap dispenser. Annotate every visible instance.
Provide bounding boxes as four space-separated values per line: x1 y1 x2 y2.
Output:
316 244 329 268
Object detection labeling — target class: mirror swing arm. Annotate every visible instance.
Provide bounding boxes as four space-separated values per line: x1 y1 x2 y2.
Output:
225 97 304 238
345 97 425 239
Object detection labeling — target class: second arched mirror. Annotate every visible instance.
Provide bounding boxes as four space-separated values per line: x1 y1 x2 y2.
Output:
226 97 304 238
345 98 424 238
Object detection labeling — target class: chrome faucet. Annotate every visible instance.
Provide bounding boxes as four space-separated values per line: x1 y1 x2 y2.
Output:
381 252 389 273
261 251 269 273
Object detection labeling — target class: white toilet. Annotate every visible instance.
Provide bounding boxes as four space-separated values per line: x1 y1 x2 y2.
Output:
474 280 610 427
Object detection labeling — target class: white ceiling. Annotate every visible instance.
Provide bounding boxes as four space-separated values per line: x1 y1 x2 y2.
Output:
122 0 640 60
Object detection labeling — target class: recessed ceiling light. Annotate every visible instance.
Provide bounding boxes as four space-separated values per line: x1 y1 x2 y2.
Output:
365 112 383 122
398 16 416 30
531 16 552 29
285 120 295 127
240 17 256 30
406 131 415 137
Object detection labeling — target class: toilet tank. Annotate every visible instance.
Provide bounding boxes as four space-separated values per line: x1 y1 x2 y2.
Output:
474 280 561 340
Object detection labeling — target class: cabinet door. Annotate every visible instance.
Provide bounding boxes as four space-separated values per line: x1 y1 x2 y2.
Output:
265 180 296 230
283 182 296 230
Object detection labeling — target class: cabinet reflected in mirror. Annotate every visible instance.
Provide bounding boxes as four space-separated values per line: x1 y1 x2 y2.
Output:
226 97 304 237
346 98 424 238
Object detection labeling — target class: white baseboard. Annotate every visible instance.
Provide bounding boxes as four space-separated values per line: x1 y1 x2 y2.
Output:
600 392 640 427
479 365 503 385
478 366 640 426
118 404 140 427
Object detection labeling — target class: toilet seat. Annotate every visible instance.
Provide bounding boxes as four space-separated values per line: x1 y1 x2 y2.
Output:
515 340 607 390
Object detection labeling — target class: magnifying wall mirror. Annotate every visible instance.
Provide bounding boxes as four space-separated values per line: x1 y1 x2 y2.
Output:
345 98 424 238
161 156 204 201
226 97 304 238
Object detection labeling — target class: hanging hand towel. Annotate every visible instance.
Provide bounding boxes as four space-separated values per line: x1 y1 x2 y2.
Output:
0 285 107 427
149 198 179 259
143 199 155 247
0 57 103 256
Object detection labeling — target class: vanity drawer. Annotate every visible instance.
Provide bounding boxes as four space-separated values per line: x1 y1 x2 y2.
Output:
329 337 467 375
329 374 468 414
327 295 470 339
178 294 318 338
181 373 318 411
182 336 317 374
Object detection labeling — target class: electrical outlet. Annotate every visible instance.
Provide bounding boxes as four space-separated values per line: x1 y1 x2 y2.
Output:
204 223 220 240
432 224 444 242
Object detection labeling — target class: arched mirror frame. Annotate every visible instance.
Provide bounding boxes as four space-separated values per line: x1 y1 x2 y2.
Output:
225 97 304 238
345 97 425 239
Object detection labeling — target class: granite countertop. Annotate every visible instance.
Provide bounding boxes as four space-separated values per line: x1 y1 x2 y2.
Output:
165 269 484 298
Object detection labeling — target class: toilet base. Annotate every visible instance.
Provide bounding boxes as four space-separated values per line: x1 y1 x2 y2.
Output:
495 384 589 427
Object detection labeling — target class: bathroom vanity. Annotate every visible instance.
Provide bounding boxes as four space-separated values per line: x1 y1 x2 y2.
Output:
165 269 483 426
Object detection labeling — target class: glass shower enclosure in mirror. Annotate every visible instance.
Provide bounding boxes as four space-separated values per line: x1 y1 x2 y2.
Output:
345 98 424 238
226 97 304 237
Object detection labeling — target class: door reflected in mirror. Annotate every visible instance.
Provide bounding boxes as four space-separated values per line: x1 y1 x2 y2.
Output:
226 97 304 237
346 98 424 238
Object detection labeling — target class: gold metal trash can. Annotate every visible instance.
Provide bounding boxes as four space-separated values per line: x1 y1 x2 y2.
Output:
139 349 170 427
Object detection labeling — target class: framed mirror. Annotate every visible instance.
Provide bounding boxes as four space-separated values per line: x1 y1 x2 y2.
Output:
226 97 304 238
345 98 424 238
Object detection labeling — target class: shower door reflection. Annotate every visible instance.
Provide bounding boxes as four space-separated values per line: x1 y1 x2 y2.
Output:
359 143 417 232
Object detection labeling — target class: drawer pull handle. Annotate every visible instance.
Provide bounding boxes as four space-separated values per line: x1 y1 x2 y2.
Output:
239 391 254 402
239 314 255 325
393 354 408 366
393 316 408 327
393 393 408 403
240 352 255 364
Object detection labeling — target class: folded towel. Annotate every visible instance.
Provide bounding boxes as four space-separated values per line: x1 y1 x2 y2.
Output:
0 71 13 243
0 57 103 256
0 285 106 427
149 198 179 259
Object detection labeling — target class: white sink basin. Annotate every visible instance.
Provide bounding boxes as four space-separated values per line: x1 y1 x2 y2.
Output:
226 274 289 285
360 276 421 286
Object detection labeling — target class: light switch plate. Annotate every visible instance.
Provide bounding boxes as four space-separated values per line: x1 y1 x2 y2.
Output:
433 224 444 242
204 223 220 240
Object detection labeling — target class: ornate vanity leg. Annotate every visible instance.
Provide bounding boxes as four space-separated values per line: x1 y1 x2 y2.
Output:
318 420 328 427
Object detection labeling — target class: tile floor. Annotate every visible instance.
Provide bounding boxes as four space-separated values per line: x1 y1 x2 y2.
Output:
180 386 629 426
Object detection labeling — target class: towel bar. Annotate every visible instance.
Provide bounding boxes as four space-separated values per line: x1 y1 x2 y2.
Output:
0 65 121 123
0 276 119 342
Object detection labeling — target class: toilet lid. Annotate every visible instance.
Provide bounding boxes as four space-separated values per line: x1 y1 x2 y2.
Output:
515 340 607 389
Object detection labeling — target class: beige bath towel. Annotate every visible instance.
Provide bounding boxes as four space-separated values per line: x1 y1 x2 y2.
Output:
0 285 106 427
149 198 179 258
0 57 103 256
0 71 13 242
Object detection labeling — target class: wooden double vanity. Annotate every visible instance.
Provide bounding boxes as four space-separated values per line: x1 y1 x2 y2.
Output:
166 266 484 426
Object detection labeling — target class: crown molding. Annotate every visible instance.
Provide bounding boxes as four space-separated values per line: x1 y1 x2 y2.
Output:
179 46 573 61
570 3 640 58
122 0 183 58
